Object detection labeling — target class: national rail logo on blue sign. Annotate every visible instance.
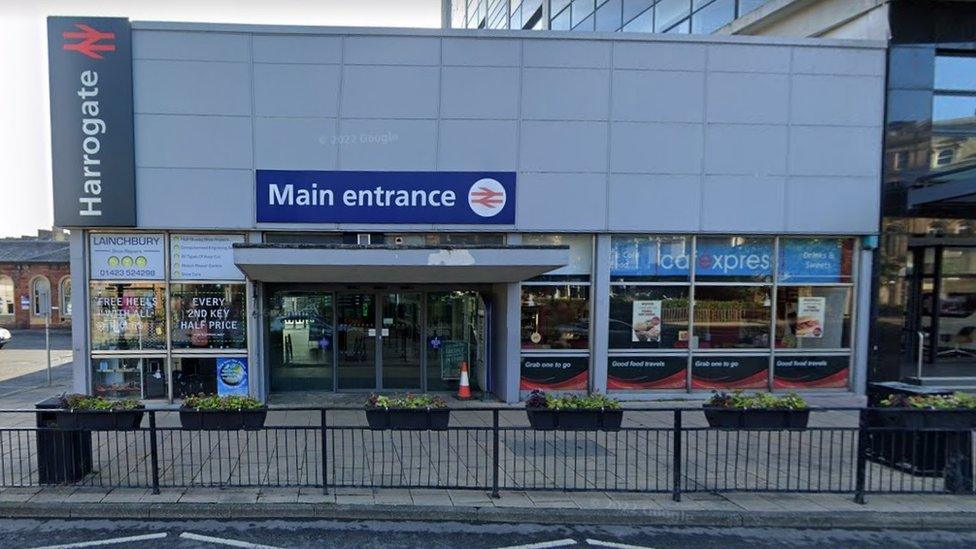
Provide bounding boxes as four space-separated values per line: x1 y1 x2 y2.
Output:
256 170 516 225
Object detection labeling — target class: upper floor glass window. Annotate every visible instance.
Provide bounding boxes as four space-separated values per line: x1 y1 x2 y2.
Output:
935 53 976 92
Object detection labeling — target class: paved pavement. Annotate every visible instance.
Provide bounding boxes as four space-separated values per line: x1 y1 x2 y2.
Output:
3 517 976 548
0 330 72 411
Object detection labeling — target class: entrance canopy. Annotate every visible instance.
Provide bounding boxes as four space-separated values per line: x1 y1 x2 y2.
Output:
233 244 569 283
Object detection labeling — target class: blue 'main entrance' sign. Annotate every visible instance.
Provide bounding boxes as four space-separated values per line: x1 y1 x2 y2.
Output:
256 170 516 224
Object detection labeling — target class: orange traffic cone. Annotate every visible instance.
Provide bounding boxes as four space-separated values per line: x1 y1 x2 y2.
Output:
456 361 474 400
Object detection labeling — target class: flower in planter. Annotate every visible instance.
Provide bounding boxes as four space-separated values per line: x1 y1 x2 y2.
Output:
879 392 976 410
705 390 808 410
182 394 264 410
365 393 447 410
525 390 620 410
59 393 141 411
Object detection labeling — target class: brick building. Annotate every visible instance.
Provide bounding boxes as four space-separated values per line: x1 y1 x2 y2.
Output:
0 233 71 330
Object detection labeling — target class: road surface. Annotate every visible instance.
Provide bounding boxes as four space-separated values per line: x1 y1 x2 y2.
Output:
4 518 975 548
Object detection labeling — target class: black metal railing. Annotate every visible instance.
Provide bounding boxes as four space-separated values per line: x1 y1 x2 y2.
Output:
0 406 971 503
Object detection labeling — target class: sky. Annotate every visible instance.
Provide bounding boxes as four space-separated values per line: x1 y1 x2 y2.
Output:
0 0 440 238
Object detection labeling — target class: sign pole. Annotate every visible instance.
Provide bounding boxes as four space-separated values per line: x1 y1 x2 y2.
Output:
45 311 51 386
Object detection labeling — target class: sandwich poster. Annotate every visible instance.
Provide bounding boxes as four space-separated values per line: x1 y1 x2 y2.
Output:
796 297 825 339
631 300 662 343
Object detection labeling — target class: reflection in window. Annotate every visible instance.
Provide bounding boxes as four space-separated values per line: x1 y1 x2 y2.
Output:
91 356 167 400
427 291 484 392
610 235 691 282
89 283 167 351
609 286 689 349
266 290 334 392
173 357 220 399
693 286 771 349
521 285 590 350
775 286 851 350
60 277 72 317
935 53 976 91
934 147 956 167
0 275 13 316
31 276 50 316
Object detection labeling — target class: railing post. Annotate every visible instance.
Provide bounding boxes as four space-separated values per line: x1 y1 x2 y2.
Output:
320 408 329 495
854 408 867 504
491 408 500 498
148 410 160 495
672 409 682 502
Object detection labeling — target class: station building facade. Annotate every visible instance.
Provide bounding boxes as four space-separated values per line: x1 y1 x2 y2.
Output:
49 18 885 403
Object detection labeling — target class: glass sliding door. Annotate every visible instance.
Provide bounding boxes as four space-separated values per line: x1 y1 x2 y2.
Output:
337 293 376 390
266 288 335 392
381 292 422 389
426 291 483 392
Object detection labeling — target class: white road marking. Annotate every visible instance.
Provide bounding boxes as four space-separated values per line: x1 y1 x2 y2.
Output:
494 539 577 549
179 532 285 549
585 539 654 549
30 532 168 549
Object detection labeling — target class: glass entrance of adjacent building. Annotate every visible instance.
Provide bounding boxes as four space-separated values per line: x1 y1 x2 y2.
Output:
266 286 485 395
907 243 976 378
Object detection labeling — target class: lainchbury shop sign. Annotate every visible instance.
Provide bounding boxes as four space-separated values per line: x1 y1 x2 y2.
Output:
256 170 516 224
47 17 136 227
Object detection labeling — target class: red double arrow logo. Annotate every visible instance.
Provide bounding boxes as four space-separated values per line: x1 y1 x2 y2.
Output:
62 23 116 60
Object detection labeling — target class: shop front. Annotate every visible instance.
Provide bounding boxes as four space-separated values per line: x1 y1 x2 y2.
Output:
49 19 886 403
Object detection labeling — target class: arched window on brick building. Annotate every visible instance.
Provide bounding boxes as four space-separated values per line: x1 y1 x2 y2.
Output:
31 276 50 316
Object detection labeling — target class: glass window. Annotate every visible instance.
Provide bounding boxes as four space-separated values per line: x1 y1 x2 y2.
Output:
778 238 854 283
0 275 13 316
91 357 167 400
611 235 691 282
595 0 623 31
522 234 592 278
655 0 691 31
775 286 852 350
609 286 690 349
935 53 976 91
695 236 773 282
572 0 595 26
932 94 976 127
551 5 571 29
266 290 334 392
427 291 484 392
60 278 72 317
622 4 653 31
31 276 50 316
90 282 167 351
521 285 590 350
173 357 220 399
170 284 247 350
622 0 653 25
691 0 734 34
693 286 771 349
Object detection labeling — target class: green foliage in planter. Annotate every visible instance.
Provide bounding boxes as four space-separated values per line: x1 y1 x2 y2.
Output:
705 390 808 410
365 393 447 409
525 390 620 410
879 392 976 410
182 394 264 410
59 393 141 411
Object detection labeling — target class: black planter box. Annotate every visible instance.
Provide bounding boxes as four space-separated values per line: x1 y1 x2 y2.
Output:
526 408 623 431
865 408 975 493
365 408 450 430
866 408 976 431
55 408 145 431
703 407 810 429
179 408 268 430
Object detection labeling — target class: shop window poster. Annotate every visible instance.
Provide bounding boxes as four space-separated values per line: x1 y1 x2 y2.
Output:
796 297 826 338
631 300 662 343
216 357 249 396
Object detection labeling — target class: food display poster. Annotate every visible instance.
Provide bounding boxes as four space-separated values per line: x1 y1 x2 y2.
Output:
631 300 662 343
796 297 826 339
